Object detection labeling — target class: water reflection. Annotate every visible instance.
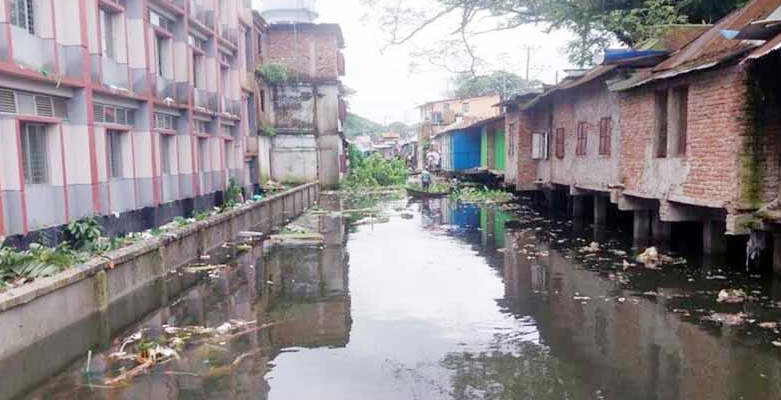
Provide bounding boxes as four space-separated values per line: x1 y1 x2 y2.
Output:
15 195 781 400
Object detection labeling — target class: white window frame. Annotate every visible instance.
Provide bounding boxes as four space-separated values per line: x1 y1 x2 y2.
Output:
160 134 173 175
100 8 116 59
20 123 49 185
107 130 125 179
155 35 171 79
9 0 35 34
198 139 208 172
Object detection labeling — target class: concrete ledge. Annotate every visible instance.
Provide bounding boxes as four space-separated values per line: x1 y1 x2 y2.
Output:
0 182 319 363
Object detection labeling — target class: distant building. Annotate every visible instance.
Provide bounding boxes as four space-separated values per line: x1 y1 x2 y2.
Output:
253 1 347 188
416 94 501 168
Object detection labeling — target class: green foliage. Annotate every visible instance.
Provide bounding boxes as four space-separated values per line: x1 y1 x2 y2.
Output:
342 151 408 189
0 240 80 287
451 71 542 100
344 112 410 139
367 0 744 68
223 179 244 209
452 186 515 204
256 63 288 85
65 217 103 252
258 122 276 137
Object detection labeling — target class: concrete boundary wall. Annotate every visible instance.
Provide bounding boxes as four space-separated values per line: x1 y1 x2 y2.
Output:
0 182 320 366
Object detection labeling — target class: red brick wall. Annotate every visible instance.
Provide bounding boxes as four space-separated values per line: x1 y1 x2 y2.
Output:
266 27 340 81
619 66 753 208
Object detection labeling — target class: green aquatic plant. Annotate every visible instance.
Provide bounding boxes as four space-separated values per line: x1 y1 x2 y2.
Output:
342 152 408 190
452 186 515 204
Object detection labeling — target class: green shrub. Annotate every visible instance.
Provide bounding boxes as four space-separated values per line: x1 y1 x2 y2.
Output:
342 149 408 190
256 63 288 85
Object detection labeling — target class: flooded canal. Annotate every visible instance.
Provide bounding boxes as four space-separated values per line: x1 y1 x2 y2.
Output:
13 194 781 399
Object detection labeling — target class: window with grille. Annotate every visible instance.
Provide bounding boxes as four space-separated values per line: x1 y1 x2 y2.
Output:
107 130 124 178
20 123 49 184
195 120 208 134
149 9 174 32
222 125 235 137
576 122 588 156
224 143 231 170
655 90 668 158
100 8 115 59
198 139 208 172
555 128 565 159
161 135 173 175
9 0 35 34
155 35 170 78
462 103 470 114
154 113 176 130
507 123 516 157
599 118 612 156
192 55 203 89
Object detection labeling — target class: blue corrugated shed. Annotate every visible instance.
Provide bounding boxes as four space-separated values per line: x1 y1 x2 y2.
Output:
452 128 481 171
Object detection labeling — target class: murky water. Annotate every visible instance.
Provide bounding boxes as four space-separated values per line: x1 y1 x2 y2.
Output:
14 194 781 400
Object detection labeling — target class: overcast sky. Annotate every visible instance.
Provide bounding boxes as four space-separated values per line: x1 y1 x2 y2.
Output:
253 0 575 124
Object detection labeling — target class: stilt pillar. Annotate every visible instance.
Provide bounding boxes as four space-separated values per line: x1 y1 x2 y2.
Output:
634 210 651 244
594 195 608 226
703 220 727 254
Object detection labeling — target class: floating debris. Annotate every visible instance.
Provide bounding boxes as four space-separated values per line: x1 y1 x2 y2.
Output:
717 289 747 304
759 322 778 329
182 264 228 274
637 247 685 269
580 242 600 253
706 312 747 326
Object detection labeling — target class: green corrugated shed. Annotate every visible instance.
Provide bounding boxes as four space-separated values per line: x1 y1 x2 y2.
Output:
494 129 505 171
480 126 489 168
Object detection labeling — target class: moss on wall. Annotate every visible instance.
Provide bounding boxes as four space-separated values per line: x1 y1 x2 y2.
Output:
741 55 781 209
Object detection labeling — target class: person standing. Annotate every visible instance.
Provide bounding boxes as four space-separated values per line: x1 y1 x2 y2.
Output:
422 169 432 192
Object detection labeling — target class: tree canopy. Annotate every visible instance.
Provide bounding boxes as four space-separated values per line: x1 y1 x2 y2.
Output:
450 71 542 100
364 0 746 67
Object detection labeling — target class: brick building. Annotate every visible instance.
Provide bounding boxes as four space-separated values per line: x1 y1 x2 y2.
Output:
0 0 267 242
505 0 781 266
261 21 346 188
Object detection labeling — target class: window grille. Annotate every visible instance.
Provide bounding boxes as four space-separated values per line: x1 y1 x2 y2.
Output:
21 123 49 184
599 118 612 156
107 130 124 178
576 122 587 156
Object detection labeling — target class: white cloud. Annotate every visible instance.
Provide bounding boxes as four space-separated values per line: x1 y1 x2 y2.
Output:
253 0 574 124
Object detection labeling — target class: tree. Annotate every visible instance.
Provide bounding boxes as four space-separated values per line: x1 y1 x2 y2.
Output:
450 71 542 100
364 0 744 68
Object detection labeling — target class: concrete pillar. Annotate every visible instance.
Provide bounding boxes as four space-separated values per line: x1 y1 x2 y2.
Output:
703 220 727 254
594 195 608 226
633 210 651 244
651 211 672 242
572 196 584 219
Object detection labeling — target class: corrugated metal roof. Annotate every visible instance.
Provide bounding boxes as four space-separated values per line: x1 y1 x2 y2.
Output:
432 115 505 138
619 0 781 90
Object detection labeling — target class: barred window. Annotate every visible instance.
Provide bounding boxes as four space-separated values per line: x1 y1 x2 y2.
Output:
161 134 173 175
100 8 116 59
576 122 588 157
599 118 612 156
21 123 49 184
9 0 35 34
155 113 176 130
507 123 516 157
555 128 565 159
198 139 208 172
194 120 209 134
107 130 124 178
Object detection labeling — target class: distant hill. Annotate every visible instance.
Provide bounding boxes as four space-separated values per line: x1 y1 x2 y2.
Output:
345 112 411 139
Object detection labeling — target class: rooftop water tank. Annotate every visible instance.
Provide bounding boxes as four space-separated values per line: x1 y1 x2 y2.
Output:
260 0 318 24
